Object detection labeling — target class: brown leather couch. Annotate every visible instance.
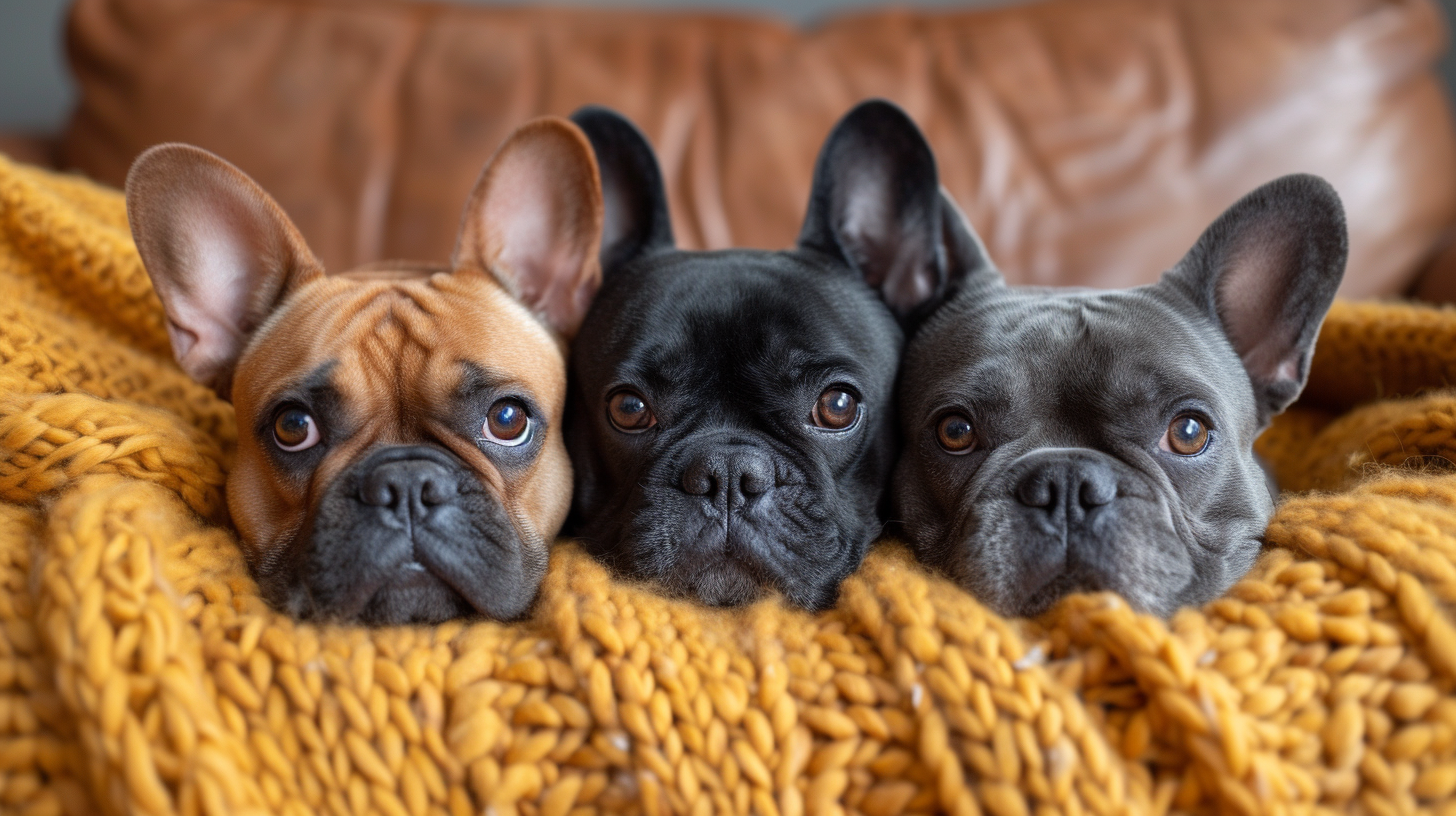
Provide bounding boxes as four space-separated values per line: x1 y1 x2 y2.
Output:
6 0 1456 300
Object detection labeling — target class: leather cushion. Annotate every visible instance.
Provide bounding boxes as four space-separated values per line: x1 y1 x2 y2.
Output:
61 0 1456 296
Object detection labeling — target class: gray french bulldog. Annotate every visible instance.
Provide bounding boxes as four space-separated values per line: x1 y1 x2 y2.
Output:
895 174 1347 618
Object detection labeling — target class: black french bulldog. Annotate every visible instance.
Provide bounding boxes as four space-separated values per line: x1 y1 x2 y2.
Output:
565 101 961 610
895 175 1347 618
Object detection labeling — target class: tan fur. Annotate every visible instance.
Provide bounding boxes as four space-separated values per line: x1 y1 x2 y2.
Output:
229 269 572 572
125 116 602 604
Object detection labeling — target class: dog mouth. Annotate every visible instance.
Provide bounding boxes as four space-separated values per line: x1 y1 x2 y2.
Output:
641 512 779 604
954 513 1200 618
339 552 459 616
307 529 532 624
267 444 546 625
575 430 877 611
939 465 1199 619
608 495 862 611
290 545 457 624
1001 568 1099 617
675 548 769 607
347 557 476 625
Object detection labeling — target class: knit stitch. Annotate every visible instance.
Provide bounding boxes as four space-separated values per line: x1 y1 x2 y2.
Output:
3 153 1456 816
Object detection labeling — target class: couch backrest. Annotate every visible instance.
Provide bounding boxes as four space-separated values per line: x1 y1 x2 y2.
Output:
62 0 1456 296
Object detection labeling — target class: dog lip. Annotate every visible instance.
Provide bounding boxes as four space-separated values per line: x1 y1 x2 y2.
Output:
324 551 463 620
389 559 449 592
327 557 421 618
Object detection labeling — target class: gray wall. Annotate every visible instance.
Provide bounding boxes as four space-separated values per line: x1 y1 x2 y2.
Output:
0 0 72 131
3 0 1456 131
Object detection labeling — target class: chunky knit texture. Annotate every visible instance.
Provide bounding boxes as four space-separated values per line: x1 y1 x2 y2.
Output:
2 153 1456 816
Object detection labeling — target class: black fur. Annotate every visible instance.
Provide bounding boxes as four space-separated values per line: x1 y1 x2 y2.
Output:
566 101 958 610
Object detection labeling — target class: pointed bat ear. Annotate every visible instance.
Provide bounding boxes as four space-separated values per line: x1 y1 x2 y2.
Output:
452 116 606 339
798 99 959 323
928 189 1003 320
1162 174 1348 423
125 143 324 399
569 105 675 273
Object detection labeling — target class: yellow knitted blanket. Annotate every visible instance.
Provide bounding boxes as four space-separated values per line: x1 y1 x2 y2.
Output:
3 154 1456 816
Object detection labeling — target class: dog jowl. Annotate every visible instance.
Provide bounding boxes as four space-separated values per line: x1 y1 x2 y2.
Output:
565 101 964 610
125 118 604 624
895 175 1348 618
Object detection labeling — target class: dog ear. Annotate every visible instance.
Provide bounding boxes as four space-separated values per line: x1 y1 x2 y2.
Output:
453 116 605 339
126 143 325 400
936 189 1003 307
569 105 675 273
798 99 959 323
1163 174 1348 422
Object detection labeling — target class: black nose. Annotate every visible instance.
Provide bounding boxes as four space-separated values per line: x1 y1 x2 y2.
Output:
680 446 774 508
360 459 459 521
1015 456 1117 522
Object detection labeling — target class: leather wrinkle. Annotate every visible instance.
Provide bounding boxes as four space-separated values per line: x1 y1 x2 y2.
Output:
49 0 1456 297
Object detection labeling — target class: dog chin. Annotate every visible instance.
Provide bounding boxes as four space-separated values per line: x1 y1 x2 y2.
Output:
291 467 542 624
947 501 1196 618
272 558 475 625
615 493 857 610
672 552 767 607
635 521 777 607
355 565 476 625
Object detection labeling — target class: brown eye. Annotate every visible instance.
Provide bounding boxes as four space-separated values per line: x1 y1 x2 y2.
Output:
482 398 531 446
1165 414 1210 456
937 413 976 454
608 389 656 433
273 407 319 451
813 388 859 430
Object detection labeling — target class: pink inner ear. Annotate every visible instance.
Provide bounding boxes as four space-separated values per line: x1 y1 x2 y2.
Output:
126 144 323 392
456 120 604 338
1215 223 1304 387
156 176 314 376
483 158 590 301
163 320 198 361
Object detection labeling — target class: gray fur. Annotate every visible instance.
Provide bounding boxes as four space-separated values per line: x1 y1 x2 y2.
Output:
896 175 1347 617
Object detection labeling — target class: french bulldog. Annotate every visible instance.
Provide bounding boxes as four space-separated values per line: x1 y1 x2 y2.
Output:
564 101 961 610
125 117 604 624
894 174 1347 618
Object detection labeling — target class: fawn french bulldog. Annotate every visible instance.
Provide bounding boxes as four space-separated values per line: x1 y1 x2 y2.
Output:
564 101 961 610
895 175 1347 617
125 117 604 624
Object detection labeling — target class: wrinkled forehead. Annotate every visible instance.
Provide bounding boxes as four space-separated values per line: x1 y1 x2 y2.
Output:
233 271 566 413
594 250 899 384
912 288 1254 416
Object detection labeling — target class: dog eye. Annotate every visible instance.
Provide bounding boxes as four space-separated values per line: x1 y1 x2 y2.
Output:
1164 414 1210 456
937 413 976 454
482 398 532 446
608 389 656 433
812 388 859 430
273 407 320 452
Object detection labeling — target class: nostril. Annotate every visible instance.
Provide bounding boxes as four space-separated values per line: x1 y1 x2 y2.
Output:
360 476 398 508
740 470 770 496
1016 472 1056 508
1079 476 1116 508
360 462 457 512
419 474 459 506
681 463 716 497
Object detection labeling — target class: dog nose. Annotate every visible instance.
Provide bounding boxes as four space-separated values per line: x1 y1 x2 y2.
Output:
1015 457 1117 520
680 447 774 507
360 459 459 517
